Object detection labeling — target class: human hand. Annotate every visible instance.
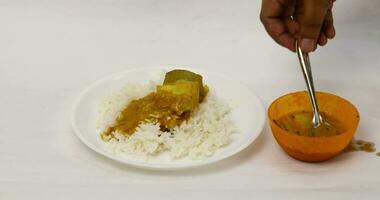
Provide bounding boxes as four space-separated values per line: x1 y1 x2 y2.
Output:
260 0 335 52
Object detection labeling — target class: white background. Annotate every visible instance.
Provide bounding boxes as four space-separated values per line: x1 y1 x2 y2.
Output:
1 0 380 199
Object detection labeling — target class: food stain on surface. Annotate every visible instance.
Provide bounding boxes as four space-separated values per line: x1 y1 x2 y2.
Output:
345 139 376 153
274 111 345 137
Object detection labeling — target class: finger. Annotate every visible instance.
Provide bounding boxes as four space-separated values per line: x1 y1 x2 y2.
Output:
282 4 298 36
322 8 335 39
260 0 297 51
263 18 296 51
260 0 296 19
296 0 332 52
298 0 331 39
282 3 295 17
317 33 328 46
283 6 298 38
285 17 298 35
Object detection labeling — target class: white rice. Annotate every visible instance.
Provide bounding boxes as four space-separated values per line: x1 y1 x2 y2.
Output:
97 82 236 160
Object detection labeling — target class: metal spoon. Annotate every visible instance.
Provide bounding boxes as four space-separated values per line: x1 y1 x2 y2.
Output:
295 40 324 133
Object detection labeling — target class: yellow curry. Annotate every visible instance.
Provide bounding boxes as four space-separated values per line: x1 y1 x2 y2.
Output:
274 111 346 137
101 70 208 140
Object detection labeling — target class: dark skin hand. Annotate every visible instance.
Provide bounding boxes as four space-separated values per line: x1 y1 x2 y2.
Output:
260 0 335 52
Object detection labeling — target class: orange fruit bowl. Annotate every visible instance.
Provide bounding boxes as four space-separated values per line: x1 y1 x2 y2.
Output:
268 91 360 162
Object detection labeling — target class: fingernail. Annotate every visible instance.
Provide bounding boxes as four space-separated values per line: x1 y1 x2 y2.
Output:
301 38 316 52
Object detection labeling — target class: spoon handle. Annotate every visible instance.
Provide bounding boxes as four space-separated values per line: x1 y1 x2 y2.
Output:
296 41 322 128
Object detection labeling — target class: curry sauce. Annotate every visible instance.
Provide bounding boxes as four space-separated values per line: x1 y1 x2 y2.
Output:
102 91 195 138
101 69 208 141
274 111 346 137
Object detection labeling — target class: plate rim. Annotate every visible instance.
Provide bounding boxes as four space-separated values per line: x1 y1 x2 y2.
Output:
71 67 266 170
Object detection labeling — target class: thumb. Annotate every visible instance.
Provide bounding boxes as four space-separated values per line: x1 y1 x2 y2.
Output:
297 0 331 52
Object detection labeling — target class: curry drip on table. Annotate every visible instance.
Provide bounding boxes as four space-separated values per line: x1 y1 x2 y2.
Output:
345 139 376 153
344 139 380 157
101 69 208 141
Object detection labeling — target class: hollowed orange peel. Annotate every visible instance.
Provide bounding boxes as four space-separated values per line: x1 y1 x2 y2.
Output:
268 91 360 162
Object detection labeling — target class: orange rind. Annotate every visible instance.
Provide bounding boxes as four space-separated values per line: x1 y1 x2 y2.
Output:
268 91 360 162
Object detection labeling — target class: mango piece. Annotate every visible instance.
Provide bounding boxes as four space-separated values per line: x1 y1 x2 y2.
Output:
157 80 199 112
163 69 206 100
294 112 313 127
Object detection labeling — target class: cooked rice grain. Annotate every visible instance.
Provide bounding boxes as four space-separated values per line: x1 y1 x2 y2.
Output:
98 83 236 160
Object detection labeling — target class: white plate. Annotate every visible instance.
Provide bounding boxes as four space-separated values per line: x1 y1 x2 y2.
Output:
71 67 265 170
